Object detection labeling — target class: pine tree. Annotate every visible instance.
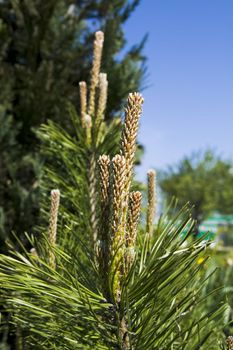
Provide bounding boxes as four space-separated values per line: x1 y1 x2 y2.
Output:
0 0 146 243
0 32 228 350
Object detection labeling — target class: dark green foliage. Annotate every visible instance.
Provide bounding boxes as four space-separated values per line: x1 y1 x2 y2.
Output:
38 103 122 254
0 207 228 349
0 103 42 249
0 0 146 241
0 3 228 347
0 90 228 348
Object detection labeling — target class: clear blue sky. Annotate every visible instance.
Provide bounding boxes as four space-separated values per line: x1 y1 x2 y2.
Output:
123 0 233 181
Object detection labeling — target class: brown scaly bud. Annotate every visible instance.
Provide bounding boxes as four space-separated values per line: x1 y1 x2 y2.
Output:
48 189 60 269
227 336 233 350
97 155 111 291
83 113 92 127
146 169 156 237
110 155 127 301
111 155 127 238
83 113 92 144
120 92 144 196
79 81 87 126
98 155 111 203
88 31 104 116
127 191 142 247
125 191 142 270
119 92 144 238
96 73 108 122
89 155 98 249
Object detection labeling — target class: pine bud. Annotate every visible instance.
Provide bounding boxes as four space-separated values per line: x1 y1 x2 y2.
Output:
227 336 233 350
83 113 92 144
127 191 142 247
98 155 110 203
88 31 104 116
111 155 127 237
89 155 98 248
48 189 60 269
125 191 142 270
97 73 108 122
110 155 127 301
120 92 144 197
83 113 92 128
146 169 156 237
79 81 87 126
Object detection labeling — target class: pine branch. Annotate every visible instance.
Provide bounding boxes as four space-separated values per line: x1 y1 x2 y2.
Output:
0 26 228 350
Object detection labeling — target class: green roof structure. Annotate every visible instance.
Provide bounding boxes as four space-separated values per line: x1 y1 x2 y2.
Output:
198 213 233 239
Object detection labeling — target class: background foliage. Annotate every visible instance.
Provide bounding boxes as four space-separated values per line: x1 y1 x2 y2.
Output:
0 2 231 349
0 0 146 246
159 150 233 234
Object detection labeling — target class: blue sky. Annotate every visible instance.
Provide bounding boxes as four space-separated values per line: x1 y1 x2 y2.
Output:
123 0 233 181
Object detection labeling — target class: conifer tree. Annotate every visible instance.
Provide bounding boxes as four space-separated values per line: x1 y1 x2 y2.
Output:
0 0 146 243
0 31 228 350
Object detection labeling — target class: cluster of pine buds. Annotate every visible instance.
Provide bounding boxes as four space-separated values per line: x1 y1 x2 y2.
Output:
78 31 109 249
79 30 107 135
97 92 146 301
42 32 157 305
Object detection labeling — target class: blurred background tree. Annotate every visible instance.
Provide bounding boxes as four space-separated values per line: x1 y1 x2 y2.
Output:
159 150 233 235
0 0 146 248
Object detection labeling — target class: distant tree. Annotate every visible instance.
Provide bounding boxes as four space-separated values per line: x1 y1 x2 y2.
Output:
0 0 146 244
214 159 233 215
159 150 233 234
